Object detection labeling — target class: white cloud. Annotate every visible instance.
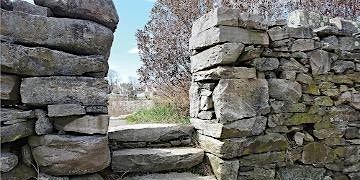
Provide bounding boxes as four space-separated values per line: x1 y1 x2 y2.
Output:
128 47 139 54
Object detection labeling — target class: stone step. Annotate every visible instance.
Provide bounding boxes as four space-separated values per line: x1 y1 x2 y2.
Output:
111 147 204 173
123 172 216 180
108 123 194 143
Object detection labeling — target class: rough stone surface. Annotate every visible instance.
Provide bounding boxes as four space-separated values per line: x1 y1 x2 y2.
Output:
1 0 13 10
287 10 330 29
111 147 204 172
268 79 302 103
13 0 52 16
251 58 279 71
193 67 256 81
35 109 53 135
1 108 35 125
1 74 20 104
1 120 34 143
28 135 110 176
330 17 359 35
301 142 336 164
291 39 318 52
0 152 18 172
309 50 331 75
20 76 108 106
109 124 194 142
1 163 36 180
38 173 70 180
1 43 107 77
213 79 269 123
1 10 113 56
206 153 239 180
123 173 216 180
21 144 34 167
331 60 355 74
53 115 109 134
69 174 104 180
48 104 86 117
277 165 326 180
85 106 108 114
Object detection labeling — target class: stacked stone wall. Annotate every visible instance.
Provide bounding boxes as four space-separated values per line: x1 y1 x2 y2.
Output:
190 8 360 180
1 0 118 179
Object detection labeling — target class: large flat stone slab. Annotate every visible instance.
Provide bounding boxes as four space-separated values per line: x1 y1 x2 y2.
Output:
1 43 107 77
20 76 108 106
34 0 119 31
124 172 216 180
192 67 256 81
108 124 194 142
28 135 110 176
1 120 34 143
0 74 20 104
1 108 35 125
53 115 109 134
213 79 270 123
13 0 52 16
1 10 113 56
111 147 204 172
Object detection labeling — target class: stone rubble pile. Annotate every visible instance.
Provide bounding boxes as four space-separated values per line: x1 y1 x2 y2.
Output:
0 0 118 179
190 8 360 180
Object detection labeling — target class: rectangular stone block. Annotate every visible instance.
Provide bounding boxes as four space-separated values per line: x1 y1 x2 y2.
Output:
193 67 256 81
205 153 239 180
12 0 52 16
20 76 108 106
189 26 269 50
0 74 20 105
1 108 35 125
48 104 86 117
1 120 34 143
53 115 109 134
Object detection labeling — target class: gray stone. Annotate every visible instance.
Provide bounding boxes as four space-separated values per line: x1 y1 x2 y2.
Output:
321 36 339 50
294 132 305 145
189 26 269 50
309 50 331 75
313 26 340 36
191 116 266 138
277 165 326 180
238 12 268 30
330 17 359 35
301 142 336 164
1 163 36 180
331 60 355 73
268 79 302 103
200 96 213 110
197 111 214 120
238 151 285 166
123 173 216 180
70 174 104 180
48 104 86 117
20 76 108 106
189 82 200 118
251 58 279 71
1 120 34 143
28 135 110 176
296 73 313 84
287 10 330 29
1 108 35 125
238 167 276 180
279 58 308 72
213 79 269 123
238 46 264 61
206 153 239 180
190 43 244 72
270 101 306 113
53 115 109 134
13 0 52 16
1 43 107 77
35 109 53 135
198 133 288 159
280 71 297 81
111 147 204 172
1 10 113 56
38 174 70 180
268 26 289 41
338 37 360 51
193 67 256 81
1 74 20 104
34 0 119 31
288 27 314 39
85 106 108 114
1 0 13 10
109 124 193 142
0 152 18 172
291 39 318 52
21 145 34 167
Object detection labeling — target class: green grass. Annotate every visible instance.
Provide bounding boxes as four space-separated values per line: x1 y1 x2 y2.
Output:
125 105 190 124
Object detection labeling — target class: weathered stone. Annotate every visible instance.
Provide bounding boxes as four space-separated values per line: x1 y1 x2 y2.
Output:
277 165 326 180
13 0 52 16
35 109 53 135
338 37 360 51
291 39 318 52
54 115 109 134
314 96 333 106
200 96 213 110
213 79 269 123
1 163 36 180
69 174 104 180
191 116 266 138
239 151 285 166
109 124 193 142
123 173 216 180
279 58 308 73
28 135 110 176
323 105 360 122
313 128 344 139
270 101 306 113
1 43 107 77
238 46 264 61
1 120 34 143
268 26 289 41
294 132 305 145
280 71 297 81
288 27 314 39
198 133 288 159
189 82 200 118
197 111 214 120
238 12 268 30
330 17 359 35
85 106 108 114
296 73 313 84
193 67 256 81
111 147 204 172
321 36 339 50
313 26 340 36
1 10 113 56
268 79 302 103
191 43 244 72
1 152 18 172
48 104 86 117
238 167 276 180
302 142 336 164
287 10 330 29
309 50 331 75
189 26 269 50
206 153 239 180
1 74 20 104
269 113 322 127
1 108 35 125
331 60 355 73
251 58 279 71
21 145 34 167
314 72 360 85
38 173 70 180
21 77 108 106
1 0 12 10
34 0 119 31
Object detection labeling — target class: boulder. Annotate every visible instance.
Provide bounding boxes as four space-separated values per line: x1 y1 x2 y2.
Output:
213 79 270 123
1 10 113 56
13 0 52 16
53 115 109 134
34 0 119 31
206 153 239 180
189 26 269 50
287 10 330 29
190 43 244 72
1 43 107 77
277 165 326 180
1 120 34 143
1 163 36 180
48 104 86 117
111 147 204 172
193 67 256 81
1 108 35 125
268 79 302 103
28 135 110 176
35 109 53 135
20 76 108 106
0 152 18 172
0 74 20 104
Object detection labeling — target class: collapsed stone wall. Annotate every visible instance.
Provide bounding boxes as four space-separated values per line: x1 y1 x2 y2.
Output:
189 8 360 180
1 0 118 179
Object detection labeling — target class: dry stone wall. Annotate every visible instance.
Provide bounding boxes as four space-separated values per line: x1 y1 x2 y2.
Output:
190 8 360 180
0 0 118 179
